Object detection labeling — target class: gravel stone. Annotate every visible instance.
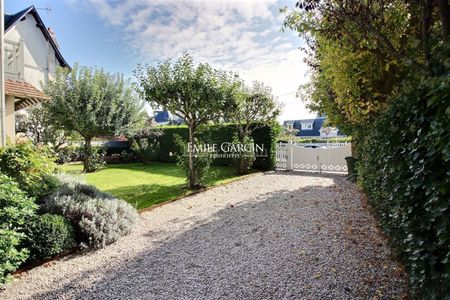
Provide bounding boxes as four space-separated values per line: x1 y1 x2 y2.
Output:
0 172 408 300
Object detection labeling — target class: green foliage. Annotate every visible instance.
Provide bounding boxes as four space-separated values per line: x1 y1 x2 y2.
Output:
151 123 280 171
225 81 280 174
19 105 77 157
0 143 57 200
356 75 450 297
130 127 163 164
251 123 282 171
0 174 37 285
284 1 449 297
0 174 37 229
44 64 146 172
232 134 256 175
60 162 239 210
81 144 106 172
55 144 81 164
134 52 232 126
44 179 137 249
282 1 448 134
174 134 212 189
26 214 76 261
0 229 28 285
135 53 241 189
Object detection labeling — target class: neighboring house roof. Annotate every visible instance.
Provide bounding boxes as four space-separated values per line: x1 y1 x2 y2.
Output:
5 79 49 110
283 117 328 137
154 110 184 125
4 5 69 68
154 110 170 123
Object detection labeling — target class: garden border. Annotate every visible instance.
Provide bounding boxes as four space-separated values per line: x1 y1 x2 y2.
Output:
11 171 260 278
138 171 259 214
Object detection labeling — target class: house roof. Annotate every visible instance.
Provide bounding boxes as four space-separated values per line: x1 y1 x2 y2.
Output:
154 110 170 123
4 6 69 68
154 110 184 125
5 79 49 110
283 117 326 137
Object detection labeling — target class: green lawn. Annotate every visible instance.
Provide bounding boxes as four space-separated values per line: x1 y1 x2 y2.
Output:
60 162 242 209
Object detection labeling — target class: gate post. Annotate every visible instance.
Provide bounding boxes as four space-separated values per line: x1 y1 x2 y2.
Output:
286 141 293 171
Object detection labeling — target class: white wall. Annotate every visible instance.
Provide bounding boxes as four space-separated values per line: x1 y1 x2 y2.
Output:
4 13 59 90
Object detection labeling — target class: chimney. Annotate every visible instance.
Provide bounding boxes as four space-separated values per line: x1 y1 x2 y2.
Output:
47 27 60 49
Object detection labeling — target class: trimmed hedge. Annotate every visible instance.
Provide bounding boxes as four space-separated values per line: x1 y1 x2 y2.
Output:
356 75 450 297
154 123 281 170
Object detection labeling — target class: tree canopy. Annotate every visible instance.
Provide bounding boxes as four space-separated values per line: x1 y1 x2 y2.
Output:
135 53 234 189
283 0 450 296
44 64 146 172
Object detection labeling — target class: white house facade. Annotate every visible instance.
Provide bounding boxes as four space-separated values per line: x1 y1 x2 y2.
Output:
2 6 68 142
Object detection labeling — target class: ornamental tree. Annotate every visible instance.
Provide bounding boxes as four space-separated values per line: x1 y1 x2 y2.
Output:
44 64 146 172
134 53 232 189
226 80 280 174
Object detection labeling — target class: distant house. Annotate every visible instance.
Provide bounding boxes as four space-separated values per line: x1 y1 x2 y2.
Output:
153 110 183 125
1 6 69 143
283 116 344 138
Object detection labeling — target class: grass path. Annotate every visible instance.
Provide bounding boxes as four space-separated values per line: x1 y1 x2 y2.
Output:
61 162 241 209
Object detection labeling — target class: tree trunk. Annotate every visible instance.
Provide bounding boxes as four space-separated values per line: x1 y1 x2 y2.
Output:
134 138 149 165
438 0 450 42
237 126 249 175
421 0 433 65
188 123 196 189
83 136 93 173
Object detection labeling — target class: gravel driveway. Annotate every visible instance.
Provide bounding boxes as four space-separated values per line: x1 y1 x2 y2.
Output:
1 172 408 300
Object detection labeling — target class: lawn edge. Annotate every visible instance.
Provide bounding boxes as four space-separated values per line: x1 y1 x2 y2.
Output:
138 171 260 214
10 171 259 279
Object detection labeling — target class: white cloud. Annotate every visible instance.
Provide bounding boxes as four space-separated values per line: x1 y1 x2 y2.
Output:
78 0 315 122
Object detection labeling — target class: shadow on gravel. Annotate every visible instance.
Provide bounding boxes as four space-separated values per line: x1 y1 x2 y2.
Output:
32 174 408 300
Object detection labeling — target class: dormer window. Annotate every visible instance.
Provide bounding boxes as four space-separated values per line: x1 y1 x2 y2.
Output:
301 122 313 130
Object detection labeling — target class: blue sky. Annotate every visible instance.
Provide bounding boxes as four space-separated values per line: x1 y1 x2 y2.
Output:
5 0 315 121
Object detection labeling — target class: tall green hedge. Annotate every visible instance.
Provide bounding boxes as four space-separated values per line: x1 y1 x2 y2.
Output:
155 123 281 170
356 75 450 297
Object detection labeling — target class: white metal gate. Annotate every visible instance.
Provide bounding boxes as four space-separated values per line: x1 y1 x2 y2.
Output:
275 142 351 174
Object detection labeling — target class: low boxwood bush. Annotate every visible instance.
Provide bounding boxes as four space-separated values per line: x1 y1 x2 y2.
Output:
356 75 449 297
0 143 57 199
26 214 76 261
0 174 37 285
44 178 137 249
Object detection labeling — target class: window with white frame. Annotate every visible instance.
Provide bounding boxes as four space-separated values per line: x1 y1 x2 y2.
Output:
301 122 313 130
4 40 23 77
